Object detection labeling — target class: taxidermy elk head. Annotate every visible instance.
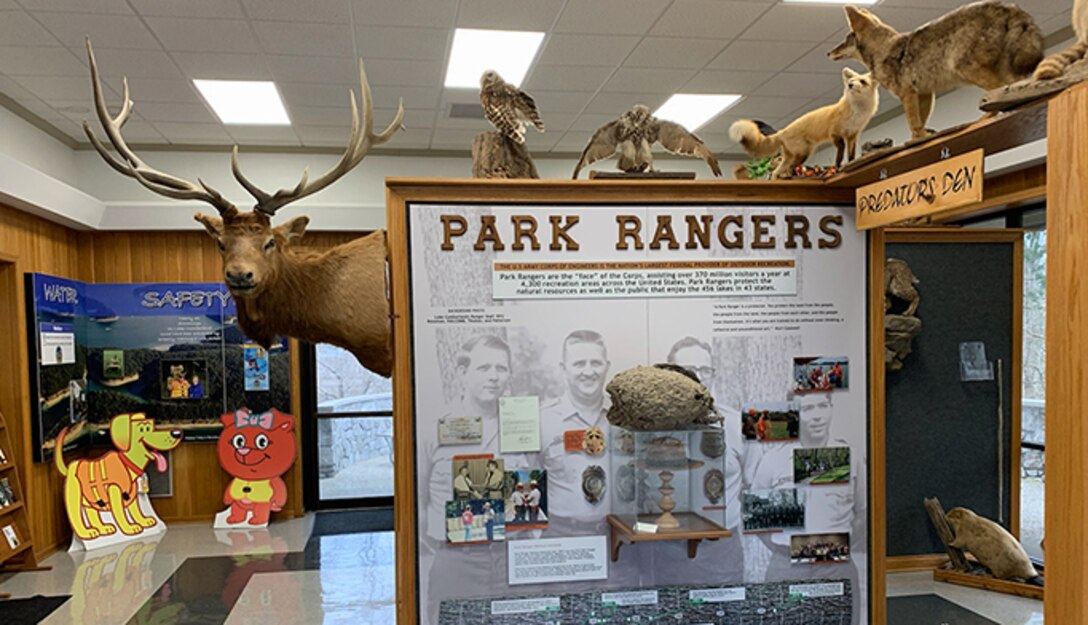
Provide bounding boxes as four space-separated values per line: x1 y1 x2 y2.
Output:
83 39 403 376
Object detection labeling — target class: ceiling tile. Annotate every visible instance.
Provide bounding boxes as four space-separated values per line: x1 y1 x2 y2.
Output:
226 125 301 145
288 105 350 127
585 92 669 114
36 13 161 50
877 0 969 9
457 0 565 30
651 1 769 39
429 127 486 148
0 10 61 46
997 0 1068 16
386 133 432 149
525 65 615 92
1040 10 1074 39
85 48 183 78
7 95 65 122
625 37 727 70
18 0 134 14
602 67 696 94
555 0 671 35
683 70 772 94
350 0 456 28
133 101 218 123
91 119 165 141
751 72 845 97
726 95 815 118
354 26 451 62
173 52 271 80
12 75 114 101
362 59 443 87
371 85 439 110
0 46 86 76
104 77 203 104
708 40 816 72
568 112 620 132
241 0 350 23
740 5 850 43
0 75 41 103
150 121 231 142
537 34 640 67
432 112 490 131
268 55 358 84
554 132 591 151
279 82 361 108
788 47 866 76
129 0 245 18
0 0 20 7
295 124 357 145
526 90 595 113
253 21 354 57
145 17 260 54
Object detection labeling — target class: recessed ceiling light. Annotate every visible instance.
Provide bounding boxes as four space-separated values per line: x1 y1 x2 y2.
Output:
783 0 880 5
444 28 545 88
192 80 290 125
653 94 743 132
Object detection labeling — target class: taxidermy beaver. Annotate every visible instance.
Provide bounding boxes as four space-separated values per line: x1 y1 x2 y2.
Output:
606 364 721 430
946 507 1043 585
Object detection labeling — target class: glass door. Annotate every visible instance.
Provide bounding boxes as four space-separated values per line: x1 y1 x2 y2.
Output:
302 343 394 509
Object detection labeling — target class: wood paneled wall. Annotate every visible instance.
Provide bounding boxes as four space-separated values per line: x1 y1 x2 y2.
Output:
0 203 87 557
0 206 364 557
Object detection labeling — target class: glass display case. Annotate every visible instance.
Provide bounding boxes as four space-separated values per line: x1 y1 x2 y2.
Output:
607 425 731 561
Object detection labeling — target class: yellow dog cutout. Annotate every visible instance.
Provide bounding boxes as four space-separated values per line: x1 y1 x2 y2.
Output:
56 413 183 540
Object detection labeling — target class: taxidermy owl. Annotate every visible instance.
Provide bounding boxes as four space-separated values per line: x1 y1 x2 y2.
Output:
479 70 545 144
572 104 722 179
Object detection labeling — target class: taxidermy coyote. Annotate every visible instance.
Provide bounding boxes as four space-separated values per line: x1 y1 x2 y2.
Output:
729 68 879 179
828 2 1043 139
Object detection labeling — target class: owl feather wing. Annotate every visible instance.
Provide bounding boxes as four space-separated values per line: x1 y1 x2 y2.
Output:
572 120 624 179
651 120 723 177
512 89 545 131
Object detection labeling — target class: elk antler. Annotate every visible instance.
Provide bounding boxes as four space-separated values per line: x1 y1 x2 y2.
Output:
82 39 238 216
231 60 406 216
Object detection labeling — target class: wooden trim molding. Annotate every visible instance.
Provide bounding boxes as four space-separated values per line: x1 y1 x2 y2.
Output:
886 554 950 572
869 228 888 625
1044 81 1088 624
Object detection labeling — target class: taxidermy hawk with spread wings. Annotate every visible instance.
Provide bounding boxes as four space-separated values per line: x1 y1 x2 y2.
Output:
572 104 722 179
480 70 544 144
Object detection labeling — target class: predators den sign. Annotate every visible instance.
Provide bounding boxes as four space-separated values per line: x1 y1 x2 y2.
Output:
855 149 983 230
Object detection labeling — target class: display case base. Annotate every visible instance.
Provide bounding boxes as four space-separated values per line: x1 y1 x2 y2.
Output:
933 565 1043 601
589 171 696 180
607 512 731 562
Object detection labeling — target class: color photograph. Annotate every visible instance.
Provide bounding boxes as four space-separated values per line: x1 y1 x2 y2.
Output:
503 469 548 530
160 359 208 400
741 402 799 442
794 447 851 485
742 488 805 533
793 356 849 392
790 533 851 564
444 499 505 545
243 344 270 391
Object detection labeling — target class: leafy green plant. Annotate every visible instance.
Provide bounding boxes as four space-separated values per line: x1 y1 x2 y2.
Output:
745 156 775 180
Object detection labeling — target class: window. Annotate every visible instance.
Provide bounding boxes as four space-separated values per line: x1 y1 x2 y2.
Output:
1020 227 1045 562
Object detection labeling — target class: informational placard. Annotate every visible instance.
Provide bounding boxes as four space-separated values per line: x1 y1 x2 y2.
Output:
26 273 292 462
406 203 868 625
855 149 983 230
507 536 608 585
39 322 75 365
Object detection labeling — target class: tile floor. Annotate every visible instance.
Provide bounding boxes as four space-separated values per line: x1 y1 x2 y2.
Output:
0 514 1044 624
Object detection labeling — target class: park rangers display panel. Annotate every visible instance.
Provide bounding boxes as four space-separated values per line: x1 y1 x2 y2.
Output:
388 180 870 625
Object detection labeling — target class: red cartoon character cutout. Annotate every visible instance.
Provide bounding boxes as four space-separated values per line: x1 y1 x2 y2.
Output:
215 408 296 527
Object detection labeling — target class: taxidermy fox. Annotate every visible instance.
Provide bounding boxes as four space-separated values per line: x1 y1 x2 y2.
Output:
828 2 1043 139
1034 0 1088 79
729 68 879 179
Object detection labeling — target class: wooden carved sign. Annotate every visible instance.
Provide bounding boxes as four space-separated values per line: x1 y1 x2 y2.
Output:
855 149 983 230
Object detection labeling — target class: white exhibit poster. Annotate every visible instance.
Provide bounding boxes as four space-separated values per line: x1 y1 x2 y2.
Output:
408 203 868 625
40 322 76 366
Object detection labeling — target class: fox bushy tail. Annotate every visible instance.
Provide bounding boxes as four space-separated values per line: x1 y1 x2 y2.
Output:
729 120 780 158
